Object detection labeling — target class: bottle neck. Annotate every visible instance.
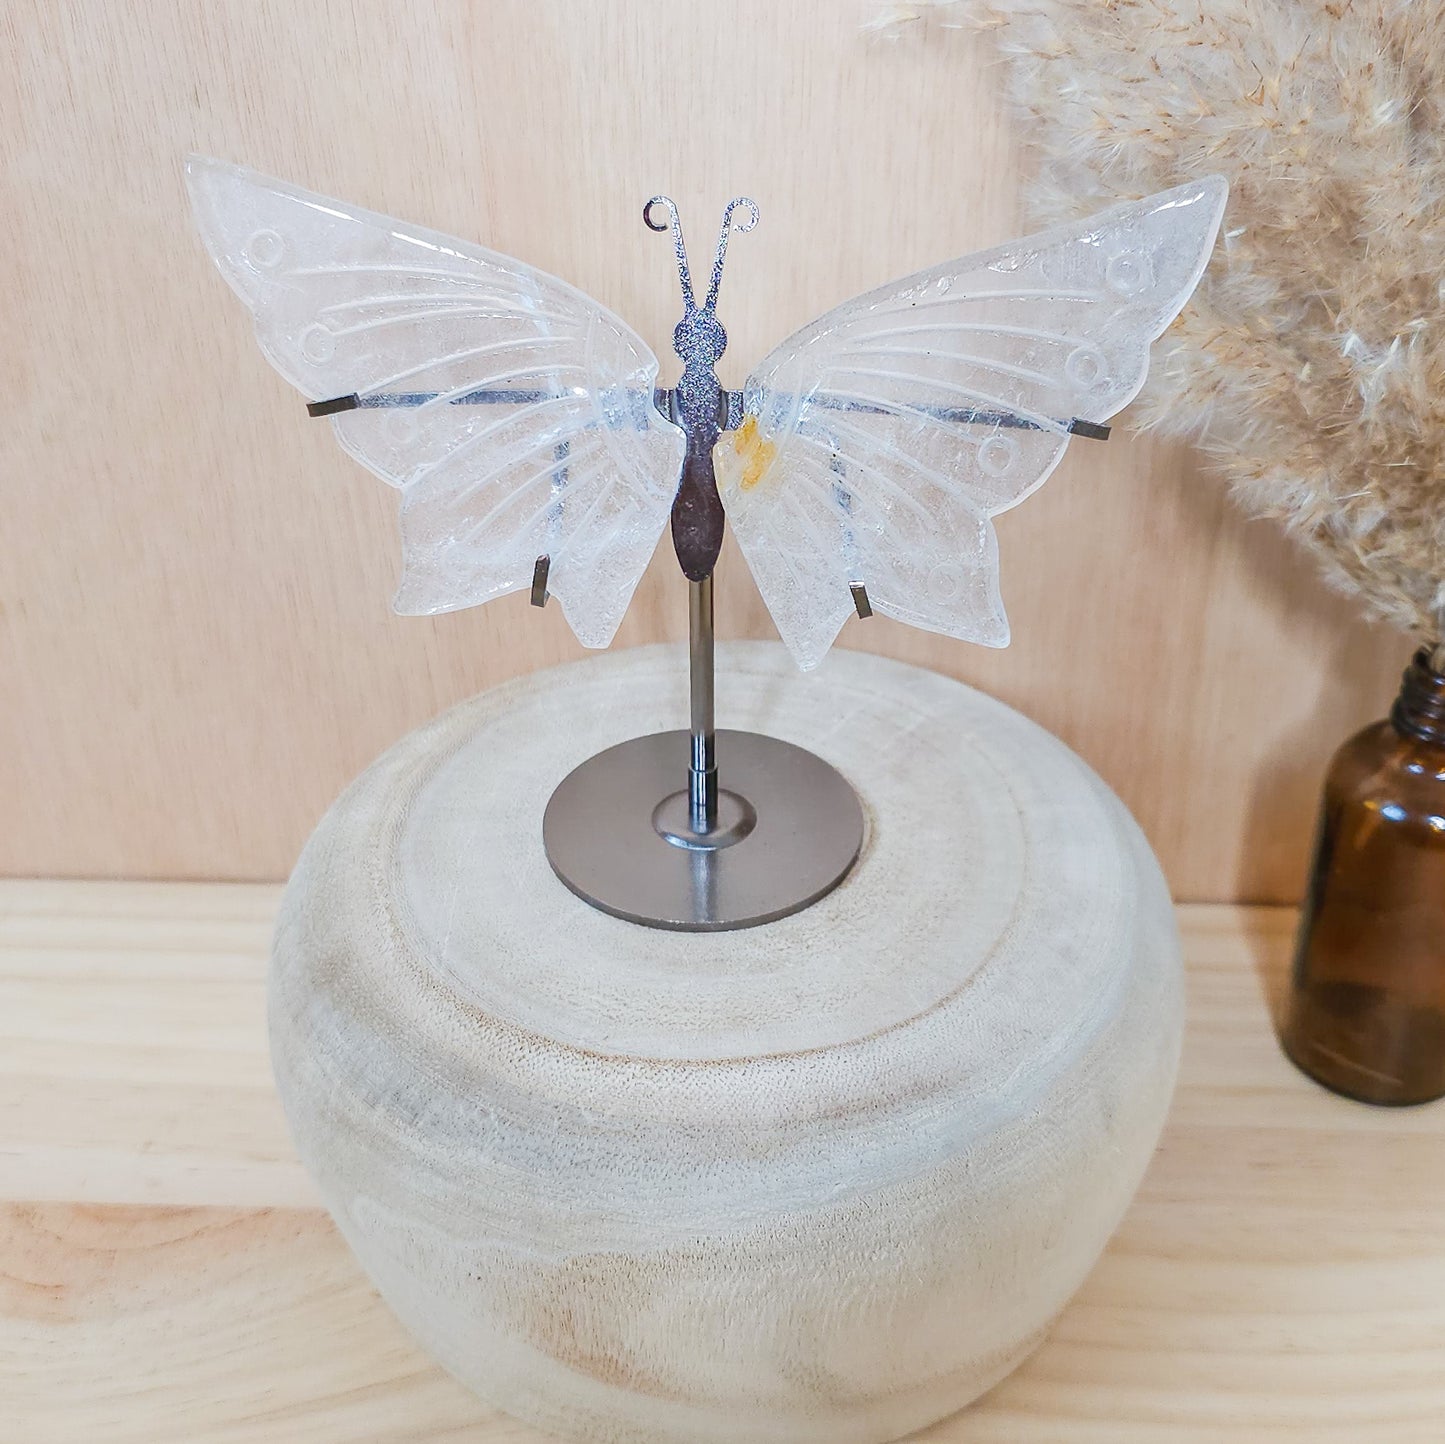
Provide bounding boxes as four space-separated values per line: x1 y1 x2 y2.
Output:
1390 648 1445 744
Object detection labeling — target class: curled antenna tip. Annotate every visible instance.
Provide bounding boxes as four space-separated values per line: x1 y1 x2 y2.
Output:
642 196 675 232
724 197 761 233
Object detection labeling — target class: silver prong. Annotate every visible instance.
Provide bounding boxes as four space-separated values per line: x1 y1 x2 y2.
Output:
850 582 873 619
531 556 551 608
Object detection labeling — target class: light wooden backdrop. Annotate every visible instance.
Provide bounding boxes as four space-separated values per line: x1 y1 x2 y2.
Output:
1 0 1403 901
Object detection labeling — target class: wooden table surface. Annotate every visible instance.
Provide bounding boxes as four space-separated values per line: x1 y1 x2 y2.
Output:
3 881 1443 1443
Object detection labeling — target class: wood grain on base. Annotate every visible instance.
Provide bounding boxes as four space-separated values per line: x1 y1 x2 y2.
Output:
2 887 1444 1442
268 643 1182 1444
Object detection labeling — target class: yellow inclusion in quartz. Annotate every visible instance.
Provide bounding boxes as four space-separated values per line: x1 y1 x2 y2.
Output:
730 415 777 492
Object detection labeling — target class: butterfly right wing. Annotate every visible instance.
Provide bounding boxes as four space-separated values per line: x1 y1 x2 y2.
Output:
718 178 1226 668
187 156 684 648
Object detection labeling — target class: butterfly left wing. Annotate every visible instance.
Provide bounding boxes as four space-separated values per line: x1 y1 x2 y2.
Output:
187 156 685 648
717 177 1227 669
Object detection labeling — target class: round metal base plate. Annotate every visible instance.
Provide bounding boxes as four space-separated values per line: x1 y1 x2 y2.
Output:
543 729 864 931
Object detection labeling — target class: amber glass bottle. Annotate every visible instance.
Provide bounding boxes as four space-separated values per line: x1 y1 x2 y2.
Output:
1282 648 1445 1105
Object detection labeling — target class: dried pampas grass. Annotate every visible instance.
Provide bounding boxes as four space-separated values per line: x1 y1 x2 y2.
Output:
890 0 1445 650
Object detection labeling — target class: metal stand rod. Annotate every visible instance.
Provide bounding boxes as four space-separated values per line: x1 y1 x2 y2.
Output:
543 566 865 932
688 575 719 830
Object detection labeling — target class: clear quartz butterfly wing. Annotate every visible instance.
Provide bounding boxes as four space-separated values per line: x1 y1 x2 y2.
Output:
186 156 685 648
717 177 1228 670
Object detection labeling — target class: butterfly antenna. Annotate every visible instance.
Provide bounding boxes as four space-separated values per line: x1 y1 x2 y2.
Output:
643 195 695 310
702 197 759 311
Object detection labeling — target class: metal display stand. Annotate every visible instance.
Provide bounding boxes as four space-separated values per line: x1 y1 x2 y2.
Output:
542 573 865 930
541 197 866 929
306 193 1108 931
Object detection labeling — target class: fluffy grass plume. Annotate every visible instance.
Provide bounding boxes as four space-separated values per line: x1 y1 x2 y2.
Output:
880 0 1445 652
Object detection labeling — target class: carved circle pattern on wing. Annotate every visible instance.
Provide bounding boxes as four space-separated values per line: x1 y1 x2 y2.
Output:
300 324 336 363
1105 250 1154 297
929 563 964 601
978 433 1018 478
1065 344 1108 389
245 227 284 269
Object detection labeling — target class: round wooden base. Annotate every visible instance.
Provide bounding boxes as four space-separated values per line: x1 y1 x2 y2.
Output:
271 642 1182 1444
